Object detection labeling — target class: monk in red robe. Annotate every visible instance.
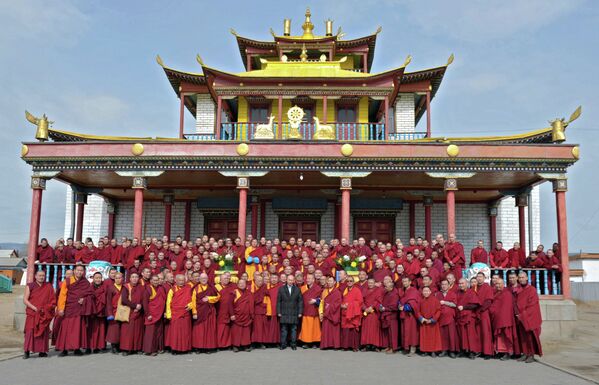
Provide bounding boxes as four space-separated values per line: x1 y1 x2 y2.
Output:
340 276 363 351
399 276 420 355
380 276 400 353
435 279 458 358
456 278 481 358
215 272 234 349
474 272 494 358
23 270 55 358
508 242 526 268
299 273 322 347
229 279 254 352
490 241 510 268
52 269 72 347
88 272 106 353
166 274 194 354
142 275 166 355
36 238 55 263
444 234 465 279
489 278 515 360
515 272 543 363
119 272 145 355
360 278 383 350
319 275 341 350
105 272 123 353
470 240 488 265
250 273 268 348
192 272 219 353
266 274 282 345
418 286 442 355
56 265 94 356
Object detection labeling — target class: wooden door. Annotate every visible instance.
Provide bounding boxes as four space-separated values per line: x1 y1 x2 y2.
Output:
206 218 238 240
280 219 319 241
354 218 394 243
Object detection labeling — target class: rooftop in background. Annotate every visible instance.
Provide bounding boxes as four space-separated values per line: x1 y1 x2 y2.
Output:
0 250 19 259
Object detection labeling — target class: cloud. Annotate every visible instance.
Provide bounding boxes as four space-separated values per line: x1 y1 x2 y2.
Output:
0 0 89 47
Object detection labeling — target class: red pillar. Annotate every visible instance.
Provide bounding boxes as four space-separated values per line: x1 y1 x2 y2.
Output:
340 178 352 241
184 201 191 241
409 202 416 239
179 92 185 139
426 91 431 137
237 178 249 241
518 205 526 251
107 213 115 239
362 52 368 73
26 177 45 283
384 96 390 141
445 178 457 237
246 54 252 71
554 180 570 298
75 202 85 242
164 203 172 240
132 177 146 241
423 196 433 242
251 199 258 238
259 200 266 238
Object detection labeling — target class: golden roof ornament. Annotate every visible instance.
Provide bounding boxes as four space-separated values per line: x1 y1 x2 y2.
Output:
325 19 334 36
301 8 314 39
283 18 291 36
300 43 308 62
549 105 582 142
25 110 52 142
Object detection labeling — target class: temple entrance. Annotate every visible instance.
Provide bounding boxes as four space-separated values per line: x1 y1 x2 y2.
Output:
205 217 238 240
354 218 394 243
280 219 319 241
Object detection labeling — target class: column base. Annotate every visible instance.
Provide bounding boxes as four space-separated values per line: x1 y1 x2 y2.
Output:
539 299 577 342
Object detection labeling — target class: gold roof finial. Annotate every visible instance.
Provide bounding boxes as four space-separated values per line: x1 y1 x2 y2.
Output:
300 43 308 62
301 7 314 39
25 111 52 142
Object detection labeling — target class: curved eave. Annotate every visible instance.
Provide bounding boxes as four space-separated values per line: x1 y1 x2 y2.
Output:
235 34 378 71
412 127 554 144
401 66 448 124
48 129 155 142
159 66 206 117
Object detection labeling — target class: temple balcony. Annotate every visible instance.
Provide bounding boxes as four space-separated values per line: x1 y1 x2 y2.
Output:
183 122 428 142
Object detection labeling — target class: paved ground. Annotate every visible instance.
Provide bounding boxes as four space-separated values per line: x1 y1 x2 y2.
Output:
0 348 595 385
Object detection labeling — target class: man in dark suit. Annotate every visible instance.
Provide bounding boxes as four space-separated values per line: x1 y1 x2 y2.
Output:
276 274 303 350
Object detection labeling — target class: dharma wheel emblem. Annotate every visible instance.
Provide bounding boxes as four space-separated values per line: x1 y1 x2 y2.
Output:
286 105 304 140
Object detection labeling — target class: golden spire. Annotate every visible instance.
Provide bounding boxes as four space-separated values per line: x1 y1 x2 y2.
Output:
301 7 314 39
300 43 308 61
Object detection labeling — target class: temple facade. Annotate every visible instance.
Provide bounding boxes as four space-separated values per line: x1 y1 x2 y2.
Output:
23 8 579 312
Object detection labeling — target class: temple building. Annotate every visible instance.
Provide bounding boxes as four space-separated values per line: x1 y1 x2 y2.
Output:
22 6 580 317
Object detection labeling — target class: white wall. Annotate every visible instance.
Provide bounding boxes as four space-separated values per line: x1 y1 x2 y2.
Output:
394 93 415 133
195 94 215 134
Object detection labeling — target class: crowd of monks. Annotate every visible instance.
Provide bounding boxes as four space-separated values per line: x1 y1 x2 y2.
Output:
24 233 547 363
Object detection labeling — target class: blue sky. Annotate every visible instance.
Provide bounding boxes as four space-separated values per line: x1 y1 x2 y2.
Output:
0 0 597 250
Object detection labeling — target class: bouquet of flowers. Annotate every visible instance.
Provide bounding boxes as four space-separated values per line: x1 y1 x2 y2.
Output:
213 252 235 271
335 252 367 272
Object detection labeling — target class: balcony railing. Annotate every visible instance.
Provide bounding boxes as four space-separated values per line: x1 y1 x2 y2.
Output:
36 263 128 290
183 122 428 142
485 268 562 296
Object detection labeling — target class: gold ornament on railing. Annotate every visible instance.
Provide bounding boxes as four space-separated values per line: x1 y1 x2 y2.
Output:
313 117 336 140
286 105 304 140
254 115 275 139
25 110 52 142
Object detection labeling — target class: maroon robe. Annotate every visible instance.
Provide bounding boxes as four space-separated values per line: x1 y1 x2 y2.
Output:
229 288 254 347
456 288 481 353
399 286 420 349
24 282 55 353
216 284 235 348
88 283 107 350
266 283 282 344
490 249 510 268
56 276 94 351
508 247 526 268
444 242 465 279
341 286 363 350
251 284 268 344
475 283 494 355
515 284 543 356
142 285 166 354
360 287 383 347
104 283 122 345
192 284 218 349
380 288 400 351
470 247 488 265
167 283 193 352
36 245 55 263
435 290 458 352
418 295 442 352
320 287 341 349
490 288 515 354
119 283 145 352
371 268 392 283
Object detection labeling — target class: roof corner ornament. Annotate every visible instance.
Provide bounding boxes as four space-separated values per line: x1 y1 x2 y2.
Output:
446 53 455 66
25 111 52 142
155 54 165 67
403 54 412 68
301 7 314 39
229 28 238 37
336 26 345 40
269 27 277 38
375 26 383 35
196 54 205 66
550 105 582 143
